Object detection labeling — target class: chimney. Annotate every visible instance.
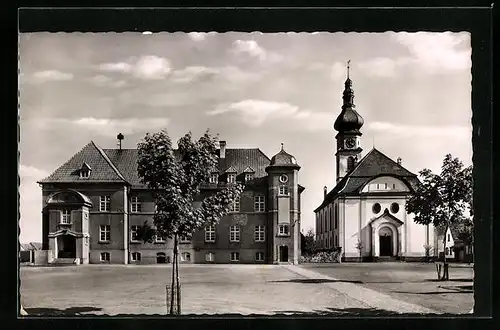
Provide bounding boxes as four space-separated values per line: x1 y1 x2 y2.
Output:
397 157 402 165
219 140 226 159
323 186 327 198
117 133 124 151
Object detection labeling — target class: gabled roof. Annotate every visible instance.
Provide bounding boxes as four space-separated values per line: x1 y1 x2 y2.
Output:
243 166 255 173
39 142 127 184
315 148 420 212
81 162 92 170
40 142 274 189
224 166 238 173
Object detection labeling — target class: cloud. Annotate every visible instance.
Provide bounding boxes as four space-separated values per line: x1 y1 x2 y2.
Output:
356 57 409 78
331 62 347 80
207 99 331 130
19 165 49 181
25 70 74 83
368 121 471 137
231 40 283 62
38 117 171 136
187 32 216 41
87 75 127 88
170 65 261 84
392 32 471 73
99 55 172 80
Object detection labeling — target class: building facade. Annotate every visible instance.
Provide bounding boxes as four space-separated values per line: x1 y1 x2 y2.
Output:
314 72 435 262
38 140 304 265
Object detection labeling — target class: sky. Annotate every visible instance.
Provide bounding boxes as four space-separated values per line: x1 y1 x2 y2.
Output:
18 32 472 243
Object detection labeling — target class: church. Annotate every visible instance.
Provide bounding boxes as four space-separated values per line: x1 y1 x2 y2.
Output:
314 67 435 262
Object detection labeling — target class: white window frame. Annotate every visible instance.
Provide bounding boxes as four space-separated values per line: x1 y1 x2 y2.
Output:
99 195 111 212
205 252 215 262
181 252 191 262
205 226 216 243
278 224 290 236
80 169 90 178
254 195 265 212
230 196 240 212
209 173 219 184
131 252 141 261
99 225 111 242
230 252 240 262
131 196 141 213
179 235 192 243
227 173 236 183
245 173 254 182
60 209 71 224
130 225 140 242
155 234 166 243
100 252 110 262
254 225 265 242
255 252 264 262
278 185 289 196
229 225 240 242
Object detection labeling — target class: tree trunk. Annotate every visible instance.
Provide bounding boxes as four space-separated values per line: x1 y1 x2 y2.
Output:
441 224 450 281
169 242 176 315
169 234 181 315
175 234 181 315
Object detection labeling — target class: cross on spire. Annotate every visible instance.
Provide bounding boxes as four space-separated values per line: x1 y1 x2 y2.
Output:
347 60 351 79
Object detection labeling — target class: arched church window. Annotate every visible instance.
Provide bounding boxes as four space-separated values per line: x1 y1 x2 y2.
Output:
390 202 400 214
372 203 381 214
347 157 355 171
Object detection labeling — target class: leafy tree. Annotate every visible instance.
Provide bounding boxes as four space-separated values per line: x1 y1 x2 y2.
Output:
406 154 472 280
136 129 244 314
301 228 317 256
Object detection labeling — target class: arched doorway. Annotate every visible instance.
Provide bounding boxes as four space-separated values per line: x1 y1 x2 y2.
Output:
379 226 393 256
156 252 166 264
57 234 76 258
279 245 289 262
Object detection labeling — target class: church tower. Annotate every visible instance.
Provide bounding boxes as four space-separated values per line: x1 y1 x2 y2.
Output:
334 61 364 183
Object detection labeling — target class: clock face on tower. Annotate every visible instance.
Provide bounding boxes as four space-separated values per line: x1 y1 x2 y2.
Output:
345 137 356 149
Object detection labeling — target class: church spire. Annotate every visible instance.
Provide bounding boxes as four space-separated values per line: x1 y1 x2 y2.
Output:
342 60 355 109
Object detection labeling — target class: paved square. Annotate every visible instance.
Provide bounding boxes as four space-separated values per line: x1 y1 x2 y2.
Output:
300 262 474 314
20 263 471 316
20 264 372 316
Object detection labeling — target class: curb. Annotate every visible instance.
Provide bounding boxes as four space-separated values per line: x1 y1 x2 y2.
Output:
283 265 440 314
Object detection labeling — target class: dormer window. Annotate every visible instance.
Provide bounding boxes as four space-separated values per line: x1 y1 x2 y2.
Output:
209 173 219 184
227 174 236 184
245 173 254 182
80 162 92 178
243 166 255 182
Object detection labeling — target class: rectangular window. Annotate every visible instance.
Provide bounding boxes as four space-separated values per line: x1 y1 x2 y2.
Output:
180 235 191 243
131 252 141 261
279 185 289 196
100 252 110 262
230 252 240 262
278 224 290 236
230 196 240 212
447 233 451 242
99 195 110 212
245 173 254 182
131 196 142 213
393 183 396 189
229 225 240 242
384 183 388 189
205 226 216 243
254 195 265 212
255 252 264 262
131 225 140 242
99 225 110 242
60 209 71 224
209 173 219 184
227 174 236 183
205 252 215 262
181 252 191 262
155 234 165 243
80 170 90 178
254 225 265 242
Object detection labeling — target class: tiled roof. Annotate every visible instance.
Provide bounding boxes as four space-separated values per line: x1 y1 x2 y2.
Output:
41 142 273 188
39 142 127 184
315 148 419 211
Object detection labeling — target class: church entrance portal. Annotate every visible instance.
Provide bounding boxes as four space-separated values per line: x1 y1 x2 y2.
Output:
57 234 76 259
279 245 289 262
379 227 393 257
